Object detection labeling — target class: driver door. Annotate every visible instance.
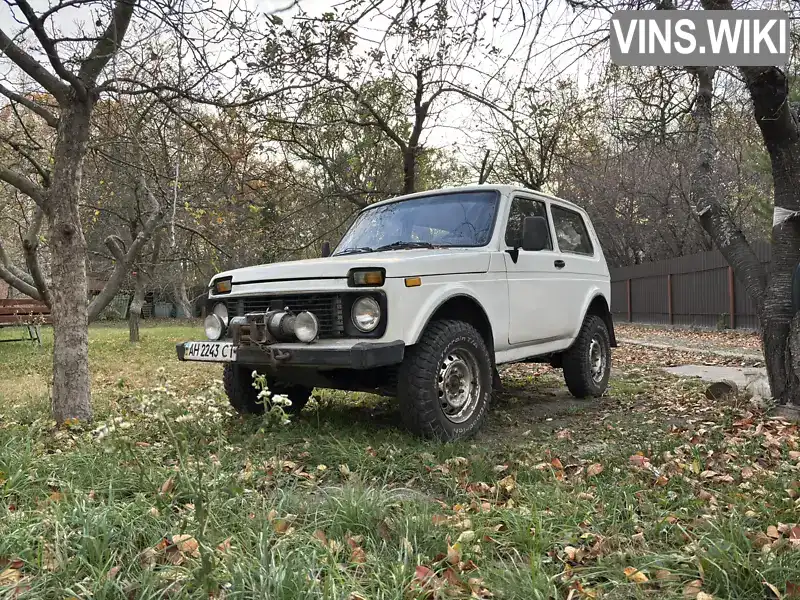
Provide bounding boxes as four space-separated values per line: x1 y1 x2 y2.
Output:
503 195 571 345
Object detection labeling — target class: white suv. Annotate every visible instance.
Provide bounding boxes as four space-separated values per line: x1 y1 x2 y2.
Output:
177 185 616 440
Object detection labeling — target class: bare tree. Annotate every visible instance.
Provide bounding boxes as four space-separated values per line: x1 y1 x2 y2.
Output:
0 0 269 422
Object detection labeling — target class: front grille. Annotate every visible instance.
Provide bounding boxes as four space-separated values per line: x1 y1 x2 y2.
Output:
227 293 344 339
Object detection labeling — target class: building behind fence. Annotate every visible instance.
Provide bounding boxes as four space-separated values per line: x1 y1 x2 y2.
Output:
610 241 770 330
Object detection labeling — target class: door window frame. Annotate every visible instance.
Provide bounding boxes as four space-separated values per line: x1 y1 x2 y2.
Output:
503 194 557 253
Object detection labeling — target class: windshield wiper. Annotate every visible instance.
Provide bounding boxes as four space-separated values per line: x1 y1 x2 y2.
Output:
374 241 437 252
334 246 374 256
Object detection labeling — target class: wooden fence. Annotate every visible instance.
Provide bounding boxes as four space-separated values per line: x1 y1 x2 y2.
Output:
609 241 770 330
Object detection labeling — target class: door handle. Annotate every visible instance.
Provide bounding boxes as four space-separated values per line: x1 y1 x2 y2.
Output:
554 259 566 269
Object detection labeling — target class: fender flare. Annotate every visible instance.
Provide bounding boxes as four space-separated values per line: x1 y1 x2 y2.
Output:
407 289 495 348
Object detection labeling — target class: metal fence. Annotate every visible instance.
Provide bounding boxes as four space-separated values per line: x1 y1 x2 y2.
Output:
609 241 770 330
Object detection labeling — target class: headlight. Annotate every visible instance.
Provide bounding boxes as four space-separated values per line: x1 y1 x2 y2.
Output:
204 314 224 340
294 311 319 343
213 303 228 326
351 296 381 332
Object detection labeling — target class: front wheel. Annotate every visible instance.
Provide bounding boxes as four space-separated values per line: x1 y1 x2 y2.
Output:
561 315 611 398
222 363 312 415
397 320 492 441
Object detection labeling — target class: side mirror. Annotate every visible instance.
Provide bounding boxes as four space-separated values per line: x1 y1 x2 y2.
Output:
521 216 549 251
321 241 331 258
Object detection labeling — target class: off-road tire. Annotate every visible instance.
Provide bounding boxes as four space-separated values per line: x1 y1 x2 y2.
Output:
562 315 611 398
397 320 492 441
222 363 312 415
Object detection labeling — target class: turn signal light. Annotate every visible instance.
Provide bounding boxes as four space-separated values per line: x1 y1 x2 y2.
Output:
213 278 232 294
348 268 385 287
404 277 422 287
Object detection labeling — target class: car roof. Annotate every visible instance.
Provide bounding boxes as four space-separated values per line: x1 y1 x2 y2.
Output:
361 184 585 213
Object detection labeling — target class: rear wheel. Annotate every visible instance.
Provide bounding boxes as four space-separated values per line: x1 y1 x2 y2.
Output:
397 320 492 441
222 363 312 415
562 315 611 398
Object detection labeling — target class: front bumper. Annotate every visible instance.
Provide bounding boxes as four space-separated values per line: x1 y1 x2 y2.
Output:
176 339 405 370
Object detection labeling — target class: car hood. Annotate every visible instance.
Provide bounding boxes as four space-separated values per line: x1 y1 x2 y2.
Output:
212 248 492 285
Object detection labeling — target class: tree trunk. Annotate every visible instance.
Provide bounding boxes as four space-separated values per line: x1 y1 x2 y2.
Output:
46 97 94 424
174 263 193 319
402 146 417 195
129 273 145 342
749 68 800 406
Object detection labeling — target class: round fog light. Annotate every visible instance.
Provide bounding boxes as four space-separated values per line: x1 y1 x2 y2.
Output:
352 296 380 332
294 311 319 343
204 314 224 340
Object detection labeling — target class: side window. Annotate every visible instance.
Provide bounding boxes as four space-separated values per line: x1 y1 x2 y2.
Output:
551 205 594 256
504 197 552 250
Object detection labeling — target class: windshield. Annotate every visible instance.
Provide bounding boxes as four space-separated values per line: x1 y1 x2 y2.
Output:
333 190 499 256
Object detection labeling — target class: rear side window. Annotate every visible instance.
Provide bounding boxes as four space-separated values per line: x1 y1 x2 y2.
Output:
551 205 594 256
505 197 552 250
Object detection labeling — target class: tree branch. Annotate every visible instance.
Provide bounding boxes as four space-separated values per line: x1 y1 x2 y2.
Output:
0 27 69 103
21 206 51 306
79 0 137 84
0 165 48 208
13 0 87 97
87 175 164 321
0 235 41 299
0 83 59 128
0 135 52 187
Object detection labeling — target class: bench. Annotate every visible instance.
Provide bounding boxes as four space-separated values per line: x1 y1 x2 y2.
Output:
0 298 51 345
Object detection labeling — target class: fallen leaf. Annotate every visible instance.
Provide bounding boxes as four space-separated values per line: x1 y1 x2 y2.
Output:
563 545 586 563
160 477 175 495
497 474 516 495
655 569 678 581
0 567 21 586
172 534 200 558
551 458 564 470
741 467 754 480
432 514 448 527
350 546 367 564
629 454 650 468
683 580 703 598
456 530 475 544
446 543 460 565
107 566 121 580
623 566 648 583
696 593 714 600
787 581 800 598
764 581 783 600
586 463 604 477
767 525 781 539
217 538 232 553
312 530 327 544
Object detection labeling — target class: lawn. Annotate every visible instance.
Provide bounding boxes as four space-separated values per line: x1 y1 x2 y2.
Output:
0 322 798 599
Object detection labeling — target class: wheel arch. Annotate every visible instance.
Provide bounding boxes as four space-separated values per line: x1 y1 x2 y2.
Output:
584 294 617 347
413 293 495 353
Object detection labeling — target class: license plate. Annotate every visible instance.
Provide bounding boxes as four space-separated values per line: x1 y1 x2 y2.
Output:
184 341 237 362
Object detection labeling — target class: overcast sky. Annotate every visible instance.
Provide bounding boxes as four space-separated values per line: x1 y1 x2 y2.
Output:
0 0 611 165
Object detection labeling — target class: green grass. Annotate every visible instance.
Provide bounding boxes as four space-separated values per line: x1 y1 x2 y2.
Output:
1 323 799 599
